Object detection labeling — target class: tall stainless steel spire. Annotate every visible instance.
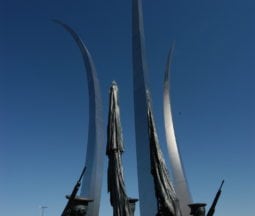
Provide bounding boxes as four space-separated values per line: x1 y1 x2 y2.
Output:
163 44 192 216
132 0 157 215
54 20 105 216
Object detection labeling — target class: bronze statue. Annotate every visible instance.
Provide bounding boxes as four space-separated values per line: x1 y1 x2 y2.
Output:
61 167 93 216
188 180 224 216
147 92 182 216
106 82 138 216
188 203 206 216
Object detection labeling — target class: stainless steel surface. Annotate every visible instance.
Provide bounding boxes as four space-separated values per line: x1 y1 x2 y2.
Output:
132 0 158 215
163 45 192 216
54 20 105 216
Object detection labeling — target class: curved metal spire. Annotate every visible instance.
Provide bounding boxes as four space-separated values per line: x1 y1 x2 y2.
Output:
53 20 105 216
163 44 192 216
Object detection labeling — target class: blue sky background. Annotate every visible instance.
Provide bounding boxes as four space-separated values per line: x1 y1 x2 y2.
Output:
1 0 255 215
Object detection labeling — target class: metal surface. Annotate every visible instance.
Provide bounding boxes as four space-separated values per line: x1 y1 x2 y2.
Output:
106 81 132 216
147 93 182 216
132 0 158 215
53 20 105 216
163 44 192 215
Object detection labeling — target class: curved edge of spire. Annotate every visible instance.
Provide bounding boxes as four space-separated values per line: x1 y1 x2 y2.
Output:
53 20 104 216
52 19 98 96
163 43 193 216
163 41 175 84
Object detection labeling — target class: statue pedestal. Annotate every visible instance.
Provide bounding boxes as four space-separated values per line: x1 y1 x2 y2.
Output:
65 195 93 216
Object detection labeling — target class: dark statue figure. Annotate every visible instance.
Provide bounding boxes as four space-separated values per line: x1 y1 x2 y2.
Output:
189 203 206 216
146 92 182 216
64 196 93 216
189 180 224 216
207 180 224 216
106 81 138 216
61 167 93 216
128 198 139 216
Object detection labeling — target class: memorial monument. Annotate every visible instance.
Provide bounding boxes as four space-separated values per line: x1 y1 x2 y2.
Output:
54 0 224 215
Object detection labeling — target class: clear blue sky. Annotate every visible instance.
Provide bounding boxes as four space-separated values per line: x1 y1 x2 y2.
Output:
1 0 255 215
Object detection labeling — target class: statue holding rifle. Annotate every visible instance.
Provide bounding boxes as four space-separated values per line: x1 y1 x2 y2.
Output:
61 166 93 216
189 180 224 216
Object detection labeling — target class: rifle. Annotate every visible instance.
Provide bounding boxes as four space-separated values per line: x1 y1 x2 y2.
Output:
61 166 87 216
207 180 224 216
